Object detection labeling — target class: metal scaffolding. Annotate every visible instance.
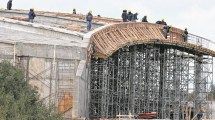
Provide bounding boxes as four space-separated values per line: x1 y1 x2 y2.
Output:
89 42 213 119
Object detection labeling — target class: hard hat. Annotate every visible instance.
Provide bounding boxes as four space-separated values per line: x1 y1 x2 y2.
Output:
136 12 138 14
73 8 76 10
32 8 35 11
89 10 92 13
170 25 172 28
162 18 164 21
128 10 131 12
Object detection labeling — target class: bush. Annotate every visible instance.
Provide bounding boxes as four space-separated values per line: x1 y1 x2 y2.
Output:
0 61 62 120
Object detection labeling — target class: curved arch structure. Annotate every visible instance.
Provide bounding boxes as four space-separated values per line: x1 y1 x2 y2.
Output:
90 22 215 58
88 23 215 119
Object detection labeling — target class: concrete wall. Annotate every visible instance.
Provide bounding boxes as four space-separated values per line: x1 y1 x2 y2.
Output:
16 43 84 60
0 15 90 119
0 42 15 62
0 17 84 41
14 43 88 119
0 10 105 29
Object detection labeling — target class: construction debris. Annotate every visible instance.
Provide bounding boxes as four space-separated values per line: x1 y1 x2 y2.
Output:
138 112 157 119
58 24 85 32
9 16 29 22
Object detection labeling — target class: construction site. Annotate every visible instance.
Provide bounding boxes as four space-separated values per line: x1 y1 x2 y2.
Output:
0 9 215 120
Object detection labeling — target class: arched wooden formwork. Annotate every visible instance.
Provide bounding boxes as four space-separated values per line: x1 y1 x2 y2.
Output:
89 22 215 58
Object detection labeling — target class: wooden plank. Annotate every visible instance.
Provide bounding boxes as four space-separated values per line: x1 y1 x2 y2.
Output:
89 23 215 58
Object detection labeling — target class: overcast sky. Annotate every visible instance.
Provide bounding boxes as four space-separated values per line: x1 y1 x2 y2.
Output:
1 0 215 41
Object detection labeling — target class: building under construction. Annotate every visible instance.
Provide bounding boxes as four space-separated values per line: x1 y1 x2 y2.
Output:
0 9 215 119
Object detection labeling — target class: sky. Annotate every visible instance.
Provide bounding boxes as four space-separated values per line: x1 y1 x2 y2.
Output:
1 0 215 41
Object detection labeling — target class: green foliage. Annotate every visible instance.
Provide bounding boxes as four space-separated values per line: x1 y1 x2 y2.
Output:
0 61 62 120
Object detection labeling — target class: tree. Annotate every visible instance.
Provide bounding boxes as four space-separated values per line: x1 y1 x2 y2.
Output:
0 61 62 120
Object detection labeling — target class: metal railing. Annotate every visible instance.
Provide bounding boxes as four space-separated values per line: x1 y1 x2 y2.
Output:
188 33 215 51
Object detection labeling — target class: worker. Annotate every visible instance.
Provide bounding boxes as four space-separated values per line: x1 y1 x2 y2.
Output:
127 10 133 21
156 18 167 25
132 12 138 22
156 20 162 24
28 8 36 23
183 28 188 42
7 0 12 10
163 25 172 39
161 18 167 25
121 10 128 22
190 107 194 119
142 16 148 22
170 109 174 119
73 8 76 14
197 107 205 120
86 10 93 31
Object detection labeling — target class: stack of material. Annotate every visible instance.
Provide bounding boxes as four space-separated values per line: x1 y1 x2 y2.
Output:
138 112 157 119
9 17 29 22
58 24 85 32
57 93 73 114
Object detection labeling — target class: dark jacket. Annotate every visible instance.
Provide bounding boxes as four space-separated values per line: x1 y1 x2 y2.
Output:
163 25 171 33
86 13 93 21
29 10 36 19
156 20 162 24
7 0 12 10
121 10 127 22
183 29 189 41
142 16 148 22
133 13 138 21
73 10 76 14
156 20 167 25
127 12 133 21
163 25 171 39
197 112 203 120
161 21 167 25
184 29 188 35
